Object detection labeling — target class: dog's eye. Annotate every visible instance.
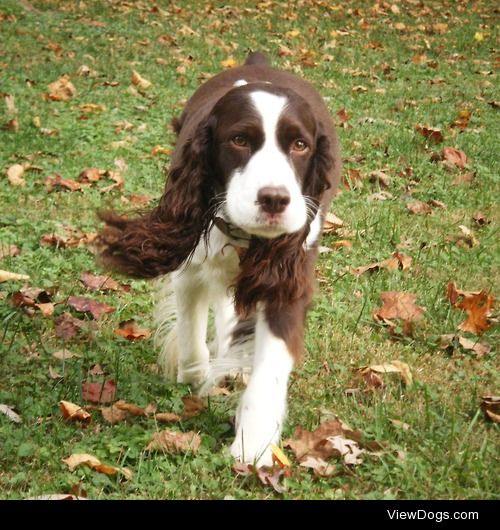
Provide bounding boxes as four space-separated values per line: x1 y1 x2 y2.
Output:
231 135 249 148
291 139 308 152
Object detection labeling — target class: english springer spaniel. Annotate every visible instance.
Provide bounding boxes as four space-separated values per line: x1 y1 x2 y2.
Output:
98 52 341 466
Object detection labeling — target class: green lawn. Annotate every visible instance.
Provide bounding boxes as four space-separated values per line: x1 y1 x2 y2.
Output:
0 0 498 499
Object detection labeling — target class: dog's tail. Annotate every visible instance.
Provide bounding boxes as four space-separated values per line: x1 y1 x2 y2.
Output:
245 51 269 66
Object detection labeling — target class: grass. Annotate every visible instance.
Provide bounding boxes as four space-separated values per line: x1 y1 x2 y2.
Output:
0 0 498 500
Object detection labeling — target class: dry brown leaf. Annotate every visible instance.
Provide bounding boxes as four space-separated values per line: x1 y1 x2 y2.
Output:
101 404 128 425
406 200 433 215
472 211 489 227
81 380 116 404
131 70 152 89
374 292 424 323
442 147 468 168
416 124 443 144
351 252 411 276
46 75 77 101
52 349 80 361
458 336 491 358
45 175 82 192
67 296 115 319
457 291 495 335
11 287 54 317
323 212 344 233
0 244 20 259
368 170 391 189
115 400 146 416
146 429 201 454
100 170 124 193
80 272 129 292
59 400 91 424
390 419 410 431
114 319 151 341
481 396 500 423
54 313 86 340
182 395 206 419
62 453 132 479
155 412 182 423
298 455 337 477
0 404 22 423
6 163 26 187
0 270 30 283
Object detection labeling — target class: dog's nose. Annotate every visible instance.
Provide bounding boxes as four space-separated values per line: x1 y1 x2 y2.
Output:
257 186 291 214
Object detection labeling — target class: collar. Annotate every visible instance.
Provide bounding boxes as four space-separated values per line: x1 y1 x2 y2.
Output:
214 217 252 248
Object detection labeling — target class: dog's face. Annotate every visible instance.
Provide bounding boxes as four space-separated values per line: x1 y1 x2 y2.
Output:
209 84 322 238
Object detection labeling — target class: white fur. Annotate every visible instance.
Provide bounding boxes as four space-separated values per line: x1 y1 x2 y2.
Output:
230 311 294 466
155 225 239 385
233 79 248 87
225 90 308 238
305 208 322 249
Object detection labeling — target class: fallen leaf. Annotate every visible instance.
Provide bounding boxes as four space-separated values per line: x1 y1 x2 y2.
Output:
458 336 490 358
472 211 489 227
373 291 424 336
49 366 62 379
6 163 26 187
46 75 77 101
79 103 106 113
271 444 291 468
368 170 391 189
336 108 349 126
146 429 201 454
131 70 152 89
11 287 54 317
0 244 21 259
323 212 344 233
284 419 362 464
59 400 91 423
54 313 86 340
100 404 128 425
351 252 411 276
62 453 131 479
0 270 30 283
255 466 287 494
81 379 117 404
45 175 82 192
181 395 206 419
115 400 146 417
0 404 22 423
416 124 443 144
406 200 433 215
89 364 104 376
114 319 151 340
155 412 182 423
442 147 468 168
327 435 364 465
99 170 124 193
52 349 80 360
481 396 500 423
390 419 410 431
67 296 115 319
457 291 495 335
78 167 104 183
26 494 88 501
298 455 337 477
80 272 129 292
366 361 413 386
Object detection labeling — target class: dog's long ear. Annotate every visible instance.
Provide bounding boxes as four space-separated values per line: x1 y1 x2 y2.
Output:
302 131 333 212
98 119 213 278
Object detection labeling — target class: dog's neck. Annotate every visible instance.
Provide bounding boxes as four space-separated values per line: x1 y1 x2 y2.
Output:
214 217 252 248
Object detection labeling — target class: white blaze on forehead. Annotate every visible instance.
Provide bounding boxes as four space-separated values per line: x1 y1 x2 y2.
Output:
233 79 248 87
249 91 287 148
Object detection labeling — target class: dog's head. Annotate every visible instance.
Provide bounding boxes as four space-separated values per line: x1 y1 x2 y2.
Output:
206 83 332 239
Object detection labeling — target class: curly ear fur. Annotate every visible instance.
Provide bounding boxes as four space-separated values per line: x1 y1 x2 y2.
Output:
98 121 213 278
234 132 334 316
234 231 309 317
303 133 333 202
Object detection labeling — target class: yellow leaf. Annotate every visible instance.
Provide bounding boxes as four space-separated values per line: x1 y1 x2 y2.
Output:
285 29 301 39
131 70 152 89
220 57 237 69
474 32 484 42
6 163 26 187
271 444 291 468
0 270 30 283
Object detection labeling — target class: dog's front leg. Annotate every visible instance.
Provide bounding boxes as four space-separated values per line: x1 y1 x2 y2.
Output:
230 310 294 467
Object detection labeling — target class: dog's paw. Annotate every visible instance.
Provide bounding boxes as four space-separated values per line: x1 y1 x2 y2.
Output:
157 328 179 381
230 438 274 468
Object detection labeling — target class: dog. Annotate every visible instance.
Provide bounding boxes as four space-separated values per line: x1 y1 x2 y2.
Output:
98 52 341 466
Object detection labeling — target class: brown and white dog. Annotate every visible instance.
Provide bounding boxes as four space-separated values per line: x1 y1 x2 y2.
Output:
98 52 341 466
